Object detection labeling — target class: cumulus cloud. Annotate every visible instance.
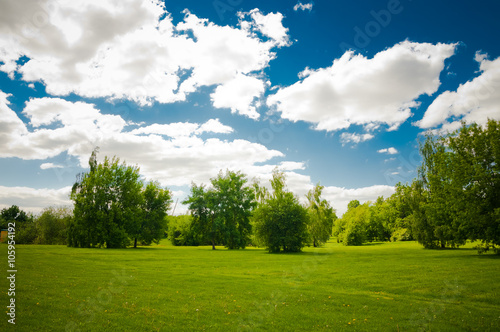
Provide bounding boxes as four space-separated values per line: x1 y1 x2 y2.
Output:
377 147 398 155
340 132 374 145
0 185 72 214
0 1 289 116
211 74 266 119
130 119 233 137
40 163 64 170
0 93 292 188
416 53 500 132
267 41 456 136
242 9 290 47
293 2 314 12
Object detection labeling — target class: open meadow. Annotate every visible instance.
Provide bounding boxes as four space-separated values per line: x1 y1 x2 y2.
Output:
1 241 499 331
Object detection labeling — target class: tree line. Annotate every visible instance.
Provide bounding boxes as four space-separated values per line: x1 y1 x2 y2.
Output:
1 120 498 253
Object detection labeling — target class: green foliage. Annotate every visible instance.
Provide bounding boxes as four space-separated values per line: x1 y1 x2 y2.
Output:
134 181 172 247
167 215 202 246
390 227 412 242
306 183 337 247
184 170 256 249
1 205 36 244
253 170 309 253
69 149 171 248
337 202 370 246
211 170 256 249
411 120 500 251
35 207 72 245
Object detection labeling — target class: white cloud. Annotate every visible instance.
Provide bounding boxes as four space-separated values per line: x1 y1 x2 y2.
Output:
377 147 398 155
340 132 374 145
243 9 290 47
0 185 72 214
40 163 64 170
130 119 233 137
267 41 456 136
196 119 234 135
416 53 500 131
0 1 290 112
211 74 266 119
0 94 289 189
293 2 314 12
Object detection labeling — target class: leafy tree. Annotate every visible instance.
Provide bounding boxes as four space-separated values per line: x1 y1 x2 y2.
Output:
447 120 500 252
184 170 256 249
338 201 371 246
409 120 500 251
347 200 360 210
212 170 256 249
69 149 144 248
167 215 203 246
132 181 172 248
306 183 336 247
1 205 36 244
253 170 309 253
35 207 72 245
183 183 221 250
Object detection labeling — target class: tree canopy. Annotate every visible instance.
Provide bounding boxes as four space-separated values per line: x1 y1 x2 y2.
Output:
69 149 171 248
183 170 256 249
253 170 309 253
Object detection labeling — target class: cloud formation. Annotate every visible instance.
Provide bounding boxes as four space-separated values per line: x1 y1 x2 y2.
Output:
377 147 398 155
0 92 301 189
267 41 456 134
293 2 314 12
0 1 289 117
416 53 500 132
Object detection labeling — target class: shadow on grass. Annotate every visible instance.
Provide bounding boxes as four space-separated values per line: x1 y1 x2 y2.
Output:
362 242 385 246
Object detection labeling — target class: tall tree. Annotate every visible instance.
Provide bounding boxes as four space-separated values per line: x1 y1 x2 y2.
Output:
184 170 256 249
69 149 143 248
183 183 221 250
133 181 172 248
211 170 256 249
411 120 500 251
253 170 309 253
306 183 336 247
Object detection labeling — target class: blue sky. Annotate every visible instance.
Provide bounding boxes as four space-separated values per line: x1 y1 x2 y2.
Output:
1 0 499 216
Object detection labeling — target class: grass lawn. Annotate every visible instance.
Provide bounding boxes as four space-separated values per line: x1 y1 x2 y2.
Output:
1 240 499 331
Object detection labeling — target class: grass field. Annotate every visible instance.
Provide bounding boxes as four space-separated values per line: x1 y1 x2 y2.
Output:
1 240 499 331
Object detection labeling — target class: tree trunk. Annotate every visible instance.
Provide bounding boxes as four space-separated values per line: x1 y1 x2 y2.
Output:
313 239 317 247
212 239 216 250
134 237 137 248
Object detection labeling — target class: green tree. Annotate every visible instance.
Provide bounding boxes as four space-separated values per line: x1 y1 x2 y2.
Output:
212 170 256 249
69 149 143 248
183 183 221 250
447 120 500 252
184 170 256 249
35 207 72 245
410 120 500 251
306 183 336 247
338 201 370 246
132 181 172 248
253 170 309 253
167 215 203 246
1 205 36 244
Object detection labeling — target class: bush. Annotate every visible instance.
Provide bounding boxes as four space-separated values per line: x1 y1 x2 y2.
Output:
167 215 202 246
390 228 412 242
35 207 72 245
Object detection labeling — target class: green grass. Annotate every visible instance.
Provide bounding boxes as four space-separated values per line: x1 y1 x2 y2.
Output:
1 240 499 331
